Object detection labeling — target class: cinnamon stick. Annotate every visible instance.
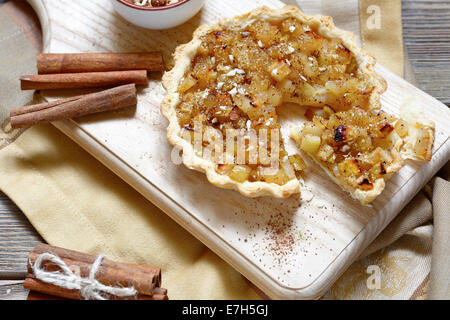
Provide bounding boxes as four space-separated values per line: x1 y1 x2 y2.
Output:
20 70 148 90
10 84 137 129
27 252 157 296
27 291 65 300
27 287 168 300
32 243 161 287
24 276 168 300
37 52 164 74
10 94 85 117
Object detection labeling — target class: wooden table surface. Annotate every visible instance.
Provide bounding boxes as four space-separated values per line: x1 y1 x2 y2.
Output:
0 0 449 300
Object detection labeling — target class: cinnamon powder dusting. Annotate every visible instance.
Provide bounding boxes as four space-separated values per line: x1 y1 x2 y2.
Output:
263 210 297 264
224 194 336 286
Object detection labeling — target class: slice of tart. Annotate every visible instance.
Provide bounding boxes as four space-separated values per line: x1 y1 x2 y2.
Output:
161 6 386 198
290 104 434 204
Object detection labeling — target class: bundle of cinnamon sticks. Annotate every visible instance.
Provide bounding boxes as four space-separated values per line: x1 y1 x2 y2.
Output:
25 243 168 300
11 52 164 128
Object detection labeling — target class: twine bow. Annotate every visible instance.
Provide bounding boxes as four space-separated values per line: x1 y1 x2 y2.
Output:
31 252 137 300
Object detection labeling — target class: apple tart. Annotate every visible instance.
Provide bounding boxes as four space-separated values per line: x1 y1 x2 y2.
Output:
290 101 434 204
161 6 387 198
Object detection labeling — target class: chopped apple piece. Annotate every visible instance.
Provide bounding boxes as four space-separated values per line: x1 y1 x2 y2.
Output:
290 128 302 144
264 167 290 185
217 164 235 175
413 127 433 161
394 119 408 138
229 165 252 182
289 154 306 171
301 134 321 153
338 159 361 177
317 144 334 162
178 74 197 93
268 61 291 81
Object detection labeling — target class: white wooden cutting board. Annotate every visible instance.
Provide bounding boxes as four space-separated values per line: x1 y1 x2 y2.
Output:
27 0 450 299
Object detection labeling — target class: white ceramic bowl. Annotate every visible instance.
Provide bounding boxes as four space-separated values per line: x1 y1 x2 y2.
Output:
112 0 205 30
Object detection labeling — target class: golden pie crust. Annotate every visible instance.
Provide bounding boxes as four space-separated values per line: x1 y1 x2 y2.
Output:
161 6 387 198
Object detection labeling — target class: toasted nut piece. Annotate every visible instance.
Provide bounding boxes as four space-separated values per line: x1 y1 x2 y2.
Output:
379 123 394 135
304 108 315 121
334 125 347 142
358 178 374 191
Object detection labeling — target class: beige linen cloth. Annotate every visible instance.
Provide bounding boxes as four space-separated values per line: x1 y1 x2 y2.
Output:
0 0 448 299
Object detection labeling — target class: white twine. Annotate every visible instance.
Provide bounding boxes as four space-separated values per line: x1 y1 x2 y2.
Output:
32 252 138 300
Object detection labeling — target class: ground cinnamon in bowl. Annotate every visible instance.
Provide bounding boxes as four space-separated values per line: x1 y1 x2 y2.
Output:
113 0 205 29
125 0 182 8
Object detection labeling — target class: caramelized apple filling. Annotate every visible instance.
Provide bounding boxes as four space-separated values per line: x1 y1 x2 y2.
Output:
292 106 405 195
176 18 377 185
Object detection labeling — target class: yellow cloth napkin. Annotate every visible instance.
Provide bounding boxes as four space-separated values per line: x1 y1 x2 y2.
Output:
0 0 446 299
0 124 260 299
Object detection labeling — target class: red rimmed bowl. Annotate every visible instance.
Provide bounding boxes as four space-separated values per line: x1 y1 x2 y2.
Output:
113 0 205 30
